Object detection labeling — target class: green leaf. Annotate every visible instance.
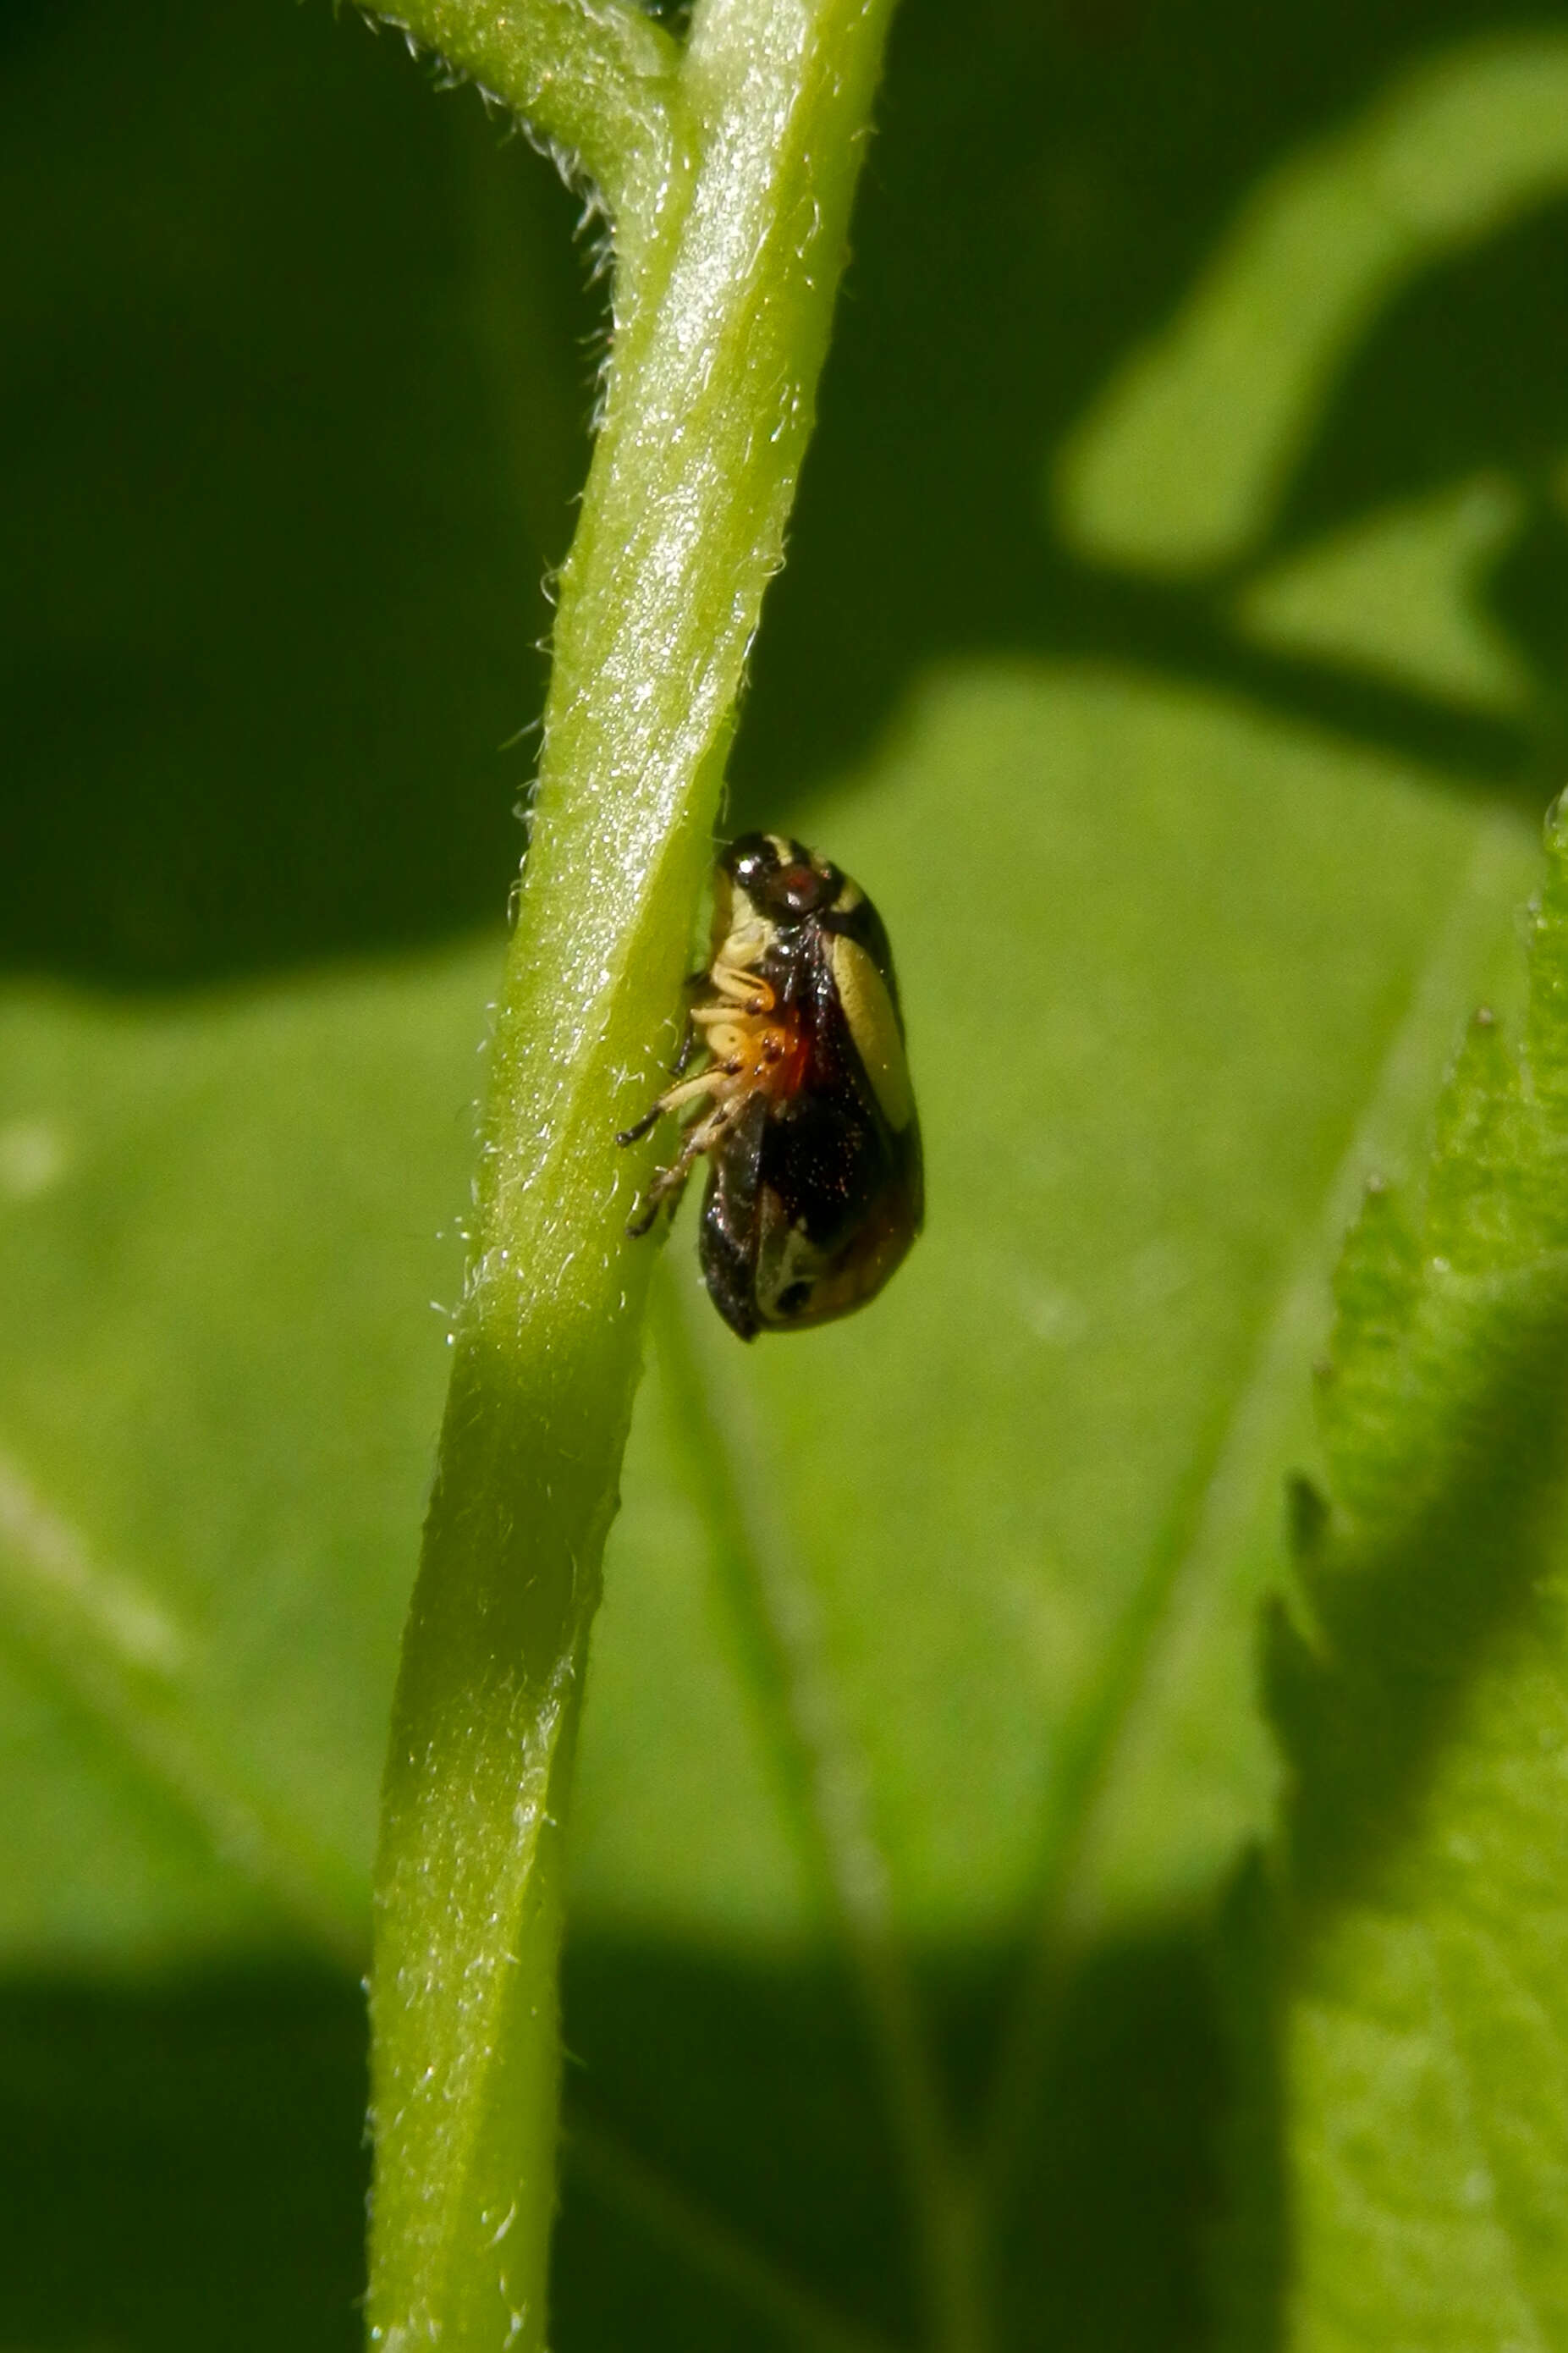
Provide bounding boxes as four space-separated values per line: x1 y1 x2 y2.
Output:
0 952 490 1965
0 688 1536 2346
1234 476 1535 718
10 0 1568 2347
1256 801 1568 2351
1053 32 1568 577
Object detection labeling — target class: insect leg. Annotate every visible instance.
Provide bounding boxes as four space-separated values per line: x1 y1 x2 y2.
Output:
707 963 775 1013
616 1099 666 1148
626 1170 688 1238
624 1098 734 1237
669 1010 700 1080
616 1062 731 1150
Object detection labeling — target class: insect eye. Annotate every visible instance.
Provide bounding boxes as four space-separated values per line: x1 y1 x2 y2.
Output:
725 846 773 903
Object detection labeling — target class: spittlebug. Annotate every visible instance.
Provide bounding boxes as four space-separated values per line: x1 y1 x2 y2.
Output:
619 832 924 1340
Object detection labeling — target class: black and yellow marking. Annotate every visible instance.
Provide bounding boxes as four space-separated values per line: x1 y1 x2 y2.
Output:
619 832 923 1339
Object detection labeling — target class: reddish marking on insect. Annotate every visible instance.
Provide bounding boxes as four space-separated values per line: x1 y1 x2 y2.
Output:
754 1022 809 1099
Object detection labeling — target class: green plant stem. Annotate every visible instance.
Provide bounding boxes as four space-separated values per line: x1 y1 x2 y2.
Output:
366 2 900 2347
376 0 681 223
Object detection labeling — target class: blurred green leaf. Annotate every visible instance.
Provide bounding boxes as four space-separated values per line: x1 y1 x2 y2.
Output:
0 685 1538 2346
0 951 487 1965
8 0 1568 2346
0 0 590 983
1054 33 1568 577
1234 475 1535 717
1250 805 1568 2352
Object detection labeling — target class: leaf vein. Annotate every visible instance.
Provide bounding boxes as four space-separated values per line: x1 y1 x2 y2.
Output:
0 1441 367 1965
978 812 1534 2205
564 2107 911 2353
653 1276 988 2353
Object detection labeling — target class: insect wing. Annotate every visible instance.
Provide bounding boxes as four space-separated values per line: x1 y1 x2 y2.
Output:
746 923 922 1332
697 1093 768 1341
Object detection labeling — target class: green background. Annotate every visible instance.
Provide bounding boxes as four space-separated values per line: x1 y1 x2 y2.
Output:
5 0 1568 2344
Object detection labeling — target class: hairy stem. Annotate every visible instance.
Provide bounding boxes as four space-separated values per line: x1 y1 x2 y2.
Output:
366 1 900 2346
374 0 681 222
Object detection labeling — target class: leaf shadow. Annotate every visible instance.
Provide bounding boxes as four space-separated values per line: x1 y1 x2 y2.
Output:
733 8 1568 831
0 1924 1244 2353
1208 1281 1568 2353
1271 1283 1568 1927
0 1967 370 2353
11 0 1568 987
